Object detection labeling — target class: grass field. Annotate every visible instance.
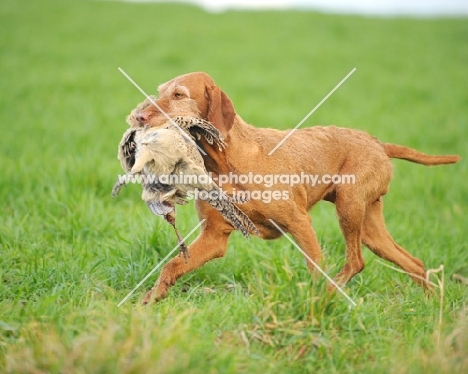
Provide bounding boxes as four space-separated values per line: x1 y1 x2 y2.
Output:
1 0 467 372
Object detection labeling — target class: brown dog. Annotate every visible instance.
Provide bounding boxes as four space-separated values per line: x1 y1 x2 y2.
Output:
132 72 460 304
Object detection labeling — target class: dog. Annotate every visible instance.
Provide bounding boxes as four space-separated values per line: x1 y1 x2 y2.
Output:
130 72 460 304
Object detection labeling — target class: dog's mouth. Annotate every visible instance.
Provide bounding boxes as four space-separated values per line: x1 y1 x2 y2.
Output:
146 201 174 216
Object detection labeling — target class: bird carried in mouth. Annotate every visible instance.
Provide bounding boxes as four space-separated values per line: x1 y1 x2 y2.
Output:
112 113 258 262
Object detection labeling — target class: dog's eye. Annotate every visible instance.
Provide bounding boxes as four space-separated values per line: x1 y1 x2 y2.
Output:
173 92 185 99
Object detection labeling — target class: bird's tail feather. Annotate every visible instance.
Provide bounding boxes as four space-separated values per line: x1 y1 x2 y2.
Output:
207 190 258 237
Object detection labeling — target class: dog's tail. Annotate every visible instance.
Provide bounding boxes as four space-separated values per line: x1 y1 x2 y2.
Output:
383 143 461 166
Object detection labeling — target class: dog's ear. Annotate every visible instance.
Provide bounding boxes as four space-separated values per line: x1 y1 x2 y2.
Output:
205 85 236 138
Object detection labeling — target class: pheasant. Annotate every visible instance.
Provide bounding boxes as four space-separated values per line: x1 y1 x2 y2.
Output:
112 115 258 262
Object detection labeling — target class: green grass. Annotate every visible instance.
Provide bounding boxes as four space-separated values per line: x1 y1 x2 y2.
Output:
1 0 467 372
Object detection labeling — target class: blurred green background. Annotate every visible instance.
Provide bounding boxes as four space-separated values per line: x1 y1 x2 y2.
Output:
0 0 467 372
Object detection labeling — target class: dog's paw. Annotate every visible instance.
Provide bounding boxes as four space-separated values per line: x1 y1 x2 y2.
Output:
142 286 168 305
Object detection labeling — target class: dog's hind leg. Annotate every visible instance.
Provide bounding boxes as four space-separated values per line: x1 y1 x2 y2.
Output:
361 199 429 288
332 192 367 287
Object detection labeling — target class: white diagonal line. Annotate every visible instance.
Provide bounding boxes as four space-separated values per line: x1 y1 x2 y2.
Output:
118 67 207 156
268 68 356 156
117 219 206 307
268 219 357 307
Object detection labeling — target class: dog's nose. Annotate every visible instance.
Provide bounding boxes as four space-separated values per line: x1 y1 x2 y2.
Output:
136 111 150 124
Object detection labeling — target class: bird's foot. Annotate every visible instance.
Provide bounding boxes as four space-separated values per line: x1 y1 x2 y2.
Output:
111 181 126 198
178 242 190 265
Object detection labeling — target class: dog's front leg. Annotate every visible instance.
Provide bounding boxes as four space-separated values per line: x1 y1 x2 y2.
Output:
280 213 324 274
142 221 231 304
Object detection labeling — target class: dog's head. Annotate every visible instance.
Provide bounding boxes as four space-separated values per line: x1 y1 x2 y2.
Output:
134 72 236 138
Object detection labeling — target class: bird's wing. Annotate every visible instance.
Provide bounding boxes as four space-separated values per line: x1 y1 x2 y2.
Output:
117 128 139 172
185 139 206 166
171 116 227 151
